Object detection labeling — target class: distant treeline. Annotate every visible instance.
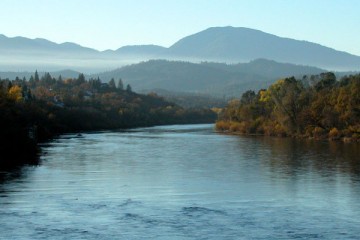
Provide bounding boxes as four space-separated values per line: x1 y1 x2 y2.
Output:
0 71 216 168
216 72 360 142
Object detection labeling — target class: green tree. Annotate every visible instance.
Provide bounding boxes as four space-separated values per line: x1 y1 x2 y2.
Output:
109 78 116 89
268 77 305 133
77 73 86 85
240 90 256 105
126 84 132 93
41 72 54 86
34 70 40 82
117 78 124 90
29 75 35 87
314 72 336 91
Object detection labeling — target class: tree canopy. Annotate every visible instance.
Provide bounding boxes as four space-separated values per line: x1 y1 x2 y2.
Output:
216 73 360 141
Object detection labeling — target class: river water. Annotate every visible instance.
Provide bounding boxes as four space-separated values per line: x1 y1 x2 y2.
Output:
1 124 360 239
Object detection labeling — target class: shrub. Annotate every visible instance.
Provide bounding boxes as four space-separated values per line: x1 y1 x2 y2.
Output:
313 127 326 139
329 127 341 140
215 120 230 131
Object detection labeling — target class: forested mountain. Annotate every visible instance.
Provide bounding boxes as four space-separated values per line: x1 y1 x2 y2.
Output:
1 27 360 72
202 59 325 79
92 59 326 97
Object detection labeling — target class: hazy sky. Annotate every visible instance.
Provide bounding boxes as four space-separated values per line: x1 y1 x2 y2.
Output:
1 0 359 55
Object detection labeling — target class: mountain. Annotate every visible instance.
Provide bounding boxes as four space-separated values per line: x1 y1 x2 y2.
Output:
0 34 98 55
92 59 326 97
202 59 325 79
168 27 360 70
1 26 360 72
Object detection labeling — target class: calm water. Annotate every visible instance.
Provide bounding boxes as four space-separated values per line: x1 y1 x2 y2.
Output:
1 124 360 239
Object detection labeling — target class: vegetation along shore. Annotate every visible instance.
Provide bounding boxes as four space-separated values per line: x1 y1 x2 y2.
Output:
0 71 216 168
216 72 360 142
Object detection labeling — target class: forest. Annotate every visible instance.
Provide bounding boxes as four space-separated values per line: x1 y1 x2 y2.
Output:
216 72 360 142
0 71 216 168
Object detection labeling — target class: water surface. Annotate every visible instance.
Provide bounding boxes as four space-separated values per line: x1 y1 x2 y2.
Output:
1 124 360 239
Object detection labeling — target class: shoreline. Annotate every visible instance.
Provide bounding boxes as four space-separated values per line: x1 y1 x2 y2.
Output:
215 129 360 143
1 121 215 170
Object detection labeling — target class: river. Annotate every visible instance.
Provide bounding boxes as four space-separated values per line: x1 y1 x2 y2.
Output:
1 124 360 239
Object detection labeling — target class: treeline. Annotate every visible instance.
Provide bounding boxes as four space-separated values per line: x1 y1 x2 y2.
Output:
0 71 216 168
216 72 360 141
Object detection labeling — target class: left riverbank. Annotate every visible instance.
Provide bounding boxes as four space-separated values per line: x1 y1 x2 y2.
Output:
0 73 216 169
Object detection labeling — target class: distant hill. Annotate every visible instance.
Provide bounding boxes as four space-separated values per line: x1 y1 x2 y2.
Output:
202 59 325 79
0 34 98 55
1 27 360 72
92 59 326 97
168 27 360 70
0 34 115 73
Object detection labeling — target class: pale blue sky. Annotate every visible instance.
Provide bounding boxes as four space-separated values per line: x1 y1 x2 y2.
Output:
1 0 359 55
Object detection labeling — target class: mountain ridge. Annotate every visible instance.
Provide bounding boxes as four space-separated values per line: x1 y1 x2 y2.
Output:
2 58 356 98
1 26 360 71
90 59 328 97
168 26 360 70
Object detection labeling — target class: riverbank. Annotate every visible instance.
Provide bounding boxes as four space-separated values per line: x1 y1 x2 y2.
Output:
216 73 360 143
215 120 360 143
0 73 216 169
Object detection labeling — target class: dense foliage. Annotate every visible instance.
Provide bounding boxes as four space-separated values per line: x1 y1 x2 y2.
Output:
216 73 360 141
0 72 216 168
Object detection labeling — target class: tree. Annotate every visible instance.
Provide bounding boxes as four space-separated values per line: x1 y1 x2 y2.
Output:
29 76 35 87
126 84 132 93
314 72 336 91
240 90 256 104
117 78 124 90
109 78 116 89
34 70 40 82
76 73 86 85
41 72 54 86
89 78 101 89
267 77 305 133
8 85 23 102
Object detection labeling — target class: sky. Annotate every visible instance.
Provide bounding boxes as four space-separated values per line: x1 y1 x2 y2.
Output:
1 0 359 55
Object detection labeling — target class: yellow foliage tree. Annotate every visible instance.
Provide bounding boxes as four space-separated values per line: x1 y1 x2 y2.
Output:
259 90 271 102
8 85 23 102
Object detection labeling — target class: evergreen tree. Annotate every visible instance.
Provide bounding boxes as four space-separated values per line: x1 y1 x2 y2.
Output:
29 76 35 87
34 70 40 82
77 73 86 85
117 78 124 90
109 78 116 89
126 84 132 93
42 72 54 86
